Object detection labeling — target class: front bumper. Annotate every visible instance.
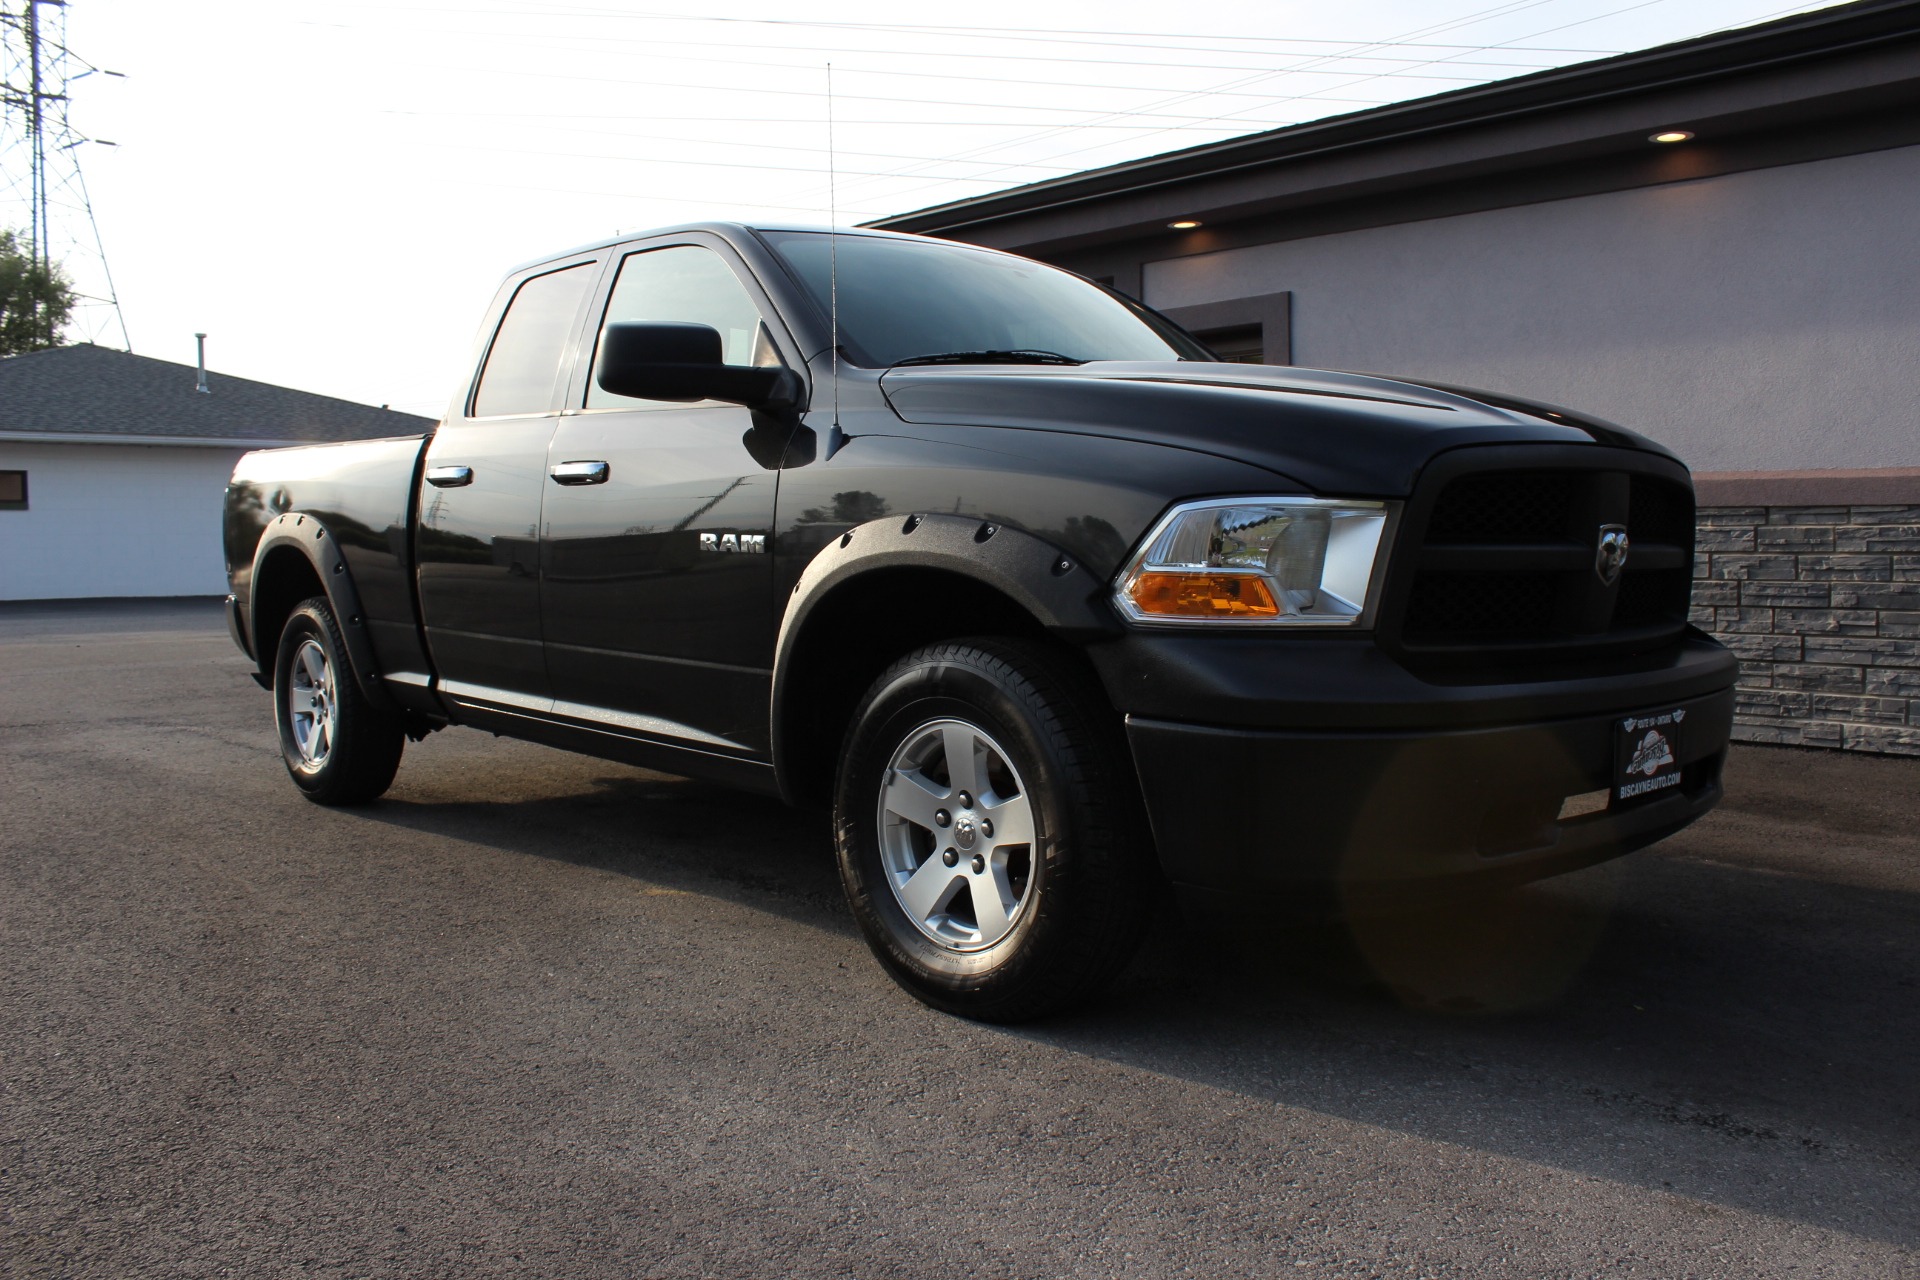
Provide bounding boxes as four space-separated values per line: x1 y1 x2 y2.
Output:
1093 631 1737 903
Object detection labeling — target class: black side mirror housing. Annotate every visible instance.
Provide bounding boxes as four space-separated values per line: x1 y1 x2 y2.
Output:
595 322 803 411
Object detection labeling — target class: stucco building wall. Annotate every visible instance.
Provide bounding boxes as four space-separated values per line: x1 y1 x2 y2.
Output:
1142 145 1920 474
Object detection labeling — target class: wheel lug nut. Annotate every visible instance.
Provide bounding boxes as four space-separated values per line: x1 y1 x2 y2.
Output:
934 809 951 828
980 819 993 838
942 848 958 867
957 791 973 808
970 854 985 874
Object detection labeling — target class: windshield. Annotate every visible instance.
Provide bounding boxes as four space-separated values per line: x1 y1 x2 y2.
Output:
759 230 1200 368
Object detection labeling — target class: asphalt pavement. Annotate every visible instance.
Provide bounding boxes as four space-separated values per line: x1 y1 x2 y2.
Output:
2 599 1916 1279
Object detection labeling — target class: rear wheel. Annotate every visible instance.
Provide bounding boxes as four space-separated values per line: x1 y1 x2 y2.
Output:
273 597 403 805
834 639 1154 1022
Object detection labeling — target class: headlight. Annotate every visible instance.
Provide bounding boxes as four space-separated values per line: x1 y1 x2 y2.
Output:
1114 497 1394 627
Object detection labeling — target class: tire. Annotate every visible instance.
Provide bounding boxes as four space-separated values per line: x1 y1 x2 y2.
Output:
272 596 404 805
833 638 1154 1022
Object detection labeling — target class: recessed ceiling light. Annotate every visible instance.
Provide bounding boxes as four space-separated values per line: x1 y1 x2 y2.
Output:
1650 130 1695 144
1168 219 1202 230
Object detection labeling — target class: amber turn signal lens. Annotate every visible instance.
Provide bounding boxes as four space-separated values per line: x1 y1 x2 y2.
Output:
1128 571 1279 618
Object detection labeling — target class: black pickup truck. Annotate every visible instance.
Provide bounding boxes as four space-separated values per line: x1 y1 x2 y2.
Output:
224 222 1736 1020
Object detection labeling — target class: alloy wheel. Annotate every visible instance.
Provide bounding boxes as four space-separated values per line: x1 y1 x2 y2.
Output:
876 717 1038 951
286 637 337 768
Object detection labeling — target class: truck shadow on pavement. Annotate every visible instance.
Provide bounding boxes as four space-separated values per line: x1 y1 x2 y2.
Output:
355 743 1920 1247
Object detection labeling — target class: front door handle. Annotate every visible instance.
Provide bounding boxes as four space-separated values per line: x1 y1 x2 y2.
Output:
550 460 610 486
425 465 473 488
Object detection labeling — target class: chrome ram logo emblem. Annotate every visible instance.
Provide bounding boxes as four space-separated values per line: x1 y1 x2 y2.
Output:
1595 524 1630 586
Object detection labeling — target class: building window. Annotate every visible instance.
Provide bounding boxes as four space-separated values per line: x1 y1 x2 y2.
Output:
1195 324 1264 364
1158 291 1291 365
0 470 24 510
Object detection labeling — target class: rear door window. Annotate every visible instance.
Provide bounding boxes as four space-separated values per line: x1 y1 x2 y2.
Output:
471 262 596 418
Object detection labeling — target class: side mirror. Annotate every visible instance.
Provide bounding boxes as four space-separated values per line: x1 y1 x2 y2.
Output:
595 322 802 411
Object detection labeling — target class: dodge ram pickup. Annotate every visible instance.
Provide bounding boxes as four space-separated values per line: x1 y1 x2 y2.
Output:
224 223 1737 1020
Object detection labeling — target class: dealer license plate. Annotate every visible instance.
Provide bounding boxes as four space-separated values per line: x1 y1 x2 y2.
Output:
1614 707 1687 805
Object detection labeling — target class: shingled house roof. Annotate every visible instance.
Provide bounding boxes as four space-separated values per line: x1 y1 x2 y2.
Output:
0 344 436 446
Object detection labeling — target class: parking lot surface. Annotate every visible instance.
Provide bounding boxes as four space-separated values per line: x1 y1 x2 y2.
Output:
2 600 1916 1278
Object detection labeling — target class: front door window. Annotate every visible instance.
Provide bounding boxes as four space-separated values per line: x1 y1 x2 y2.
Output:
586 245 780 410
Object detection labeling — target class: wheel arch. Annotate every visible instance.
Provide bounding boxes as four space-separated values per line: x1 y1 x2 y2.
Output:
770 513 1121 806
247 512 397 713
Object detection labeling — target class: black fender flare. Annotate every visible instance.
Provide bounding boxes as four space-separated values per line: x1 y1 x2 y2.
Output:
247 511 399 714
768 512 1120 802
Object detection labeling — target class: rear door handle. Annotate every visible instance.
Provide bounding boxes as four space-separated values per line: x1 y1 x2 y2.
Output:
425 465 473 488
549 460 610 486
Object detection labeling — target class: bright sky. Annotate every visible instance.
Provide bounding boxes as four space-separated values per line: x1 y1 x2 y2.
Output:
22 0 1844 417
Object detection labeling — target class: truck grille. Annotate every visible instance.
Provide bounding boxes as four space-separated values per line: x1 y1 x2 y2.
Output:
1422 472 1576 544
1403 570 1559 637
1614 567 1691 627
1389 461 1694 661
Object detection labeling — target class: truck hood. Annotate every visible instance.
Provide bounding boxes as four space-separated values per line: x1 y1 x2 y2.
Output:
878 361 1674 497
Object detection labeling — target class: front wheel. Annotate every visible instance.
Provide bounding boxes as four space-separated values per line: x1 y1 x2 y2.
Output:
273 597 404 805
833 639 1154 1022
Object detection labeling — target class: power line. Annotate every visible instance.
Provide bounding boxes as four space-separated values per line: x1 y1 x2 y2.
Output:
815 0 1590 203
326 21 1595 77
412 136 1081 185
398 10 1594 209
399 60 1311 125
376 37 1537 94
1107 0 1671 144
450 175 857 219
1676 0 1845 39
324 4 1623 55
379 109 1291 132
300 0 1658 222
828 0 1680 205
381 118 1091 171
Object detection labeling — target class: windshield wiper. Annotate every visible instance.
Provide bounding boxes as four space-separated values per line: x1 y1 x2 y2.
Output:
889 349 1084 368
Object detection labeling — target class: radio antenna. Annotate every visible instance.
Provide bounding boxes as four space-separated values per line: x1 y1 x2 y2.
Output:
826 61 841 431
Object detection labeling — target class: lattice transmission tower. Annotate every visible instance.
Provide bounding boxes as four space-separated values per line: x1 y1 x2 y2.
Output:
0 0 128 348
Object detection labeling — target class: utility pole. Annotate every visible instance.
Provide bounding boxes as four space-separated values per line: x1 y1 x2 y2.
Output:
25 0 40 267
1 0 128 347
4 0 60 267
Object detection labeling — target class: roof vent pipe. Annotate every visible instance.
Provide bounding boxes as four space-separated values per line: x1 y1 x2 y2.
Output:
194 333 209 394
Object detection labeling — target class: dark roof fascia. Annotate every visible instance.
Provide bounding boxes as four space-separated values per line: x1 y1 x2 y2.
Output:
868 0 1920 244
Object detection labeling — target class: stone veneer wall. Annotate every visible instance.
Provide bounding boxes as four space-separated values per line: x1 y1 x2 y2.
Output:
1692 473 1920 758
